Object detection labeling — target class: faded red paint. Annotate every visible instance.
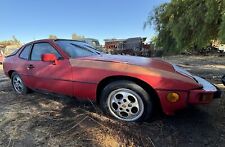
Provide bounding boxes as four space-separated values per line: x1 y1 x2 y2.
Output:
3 39 219 115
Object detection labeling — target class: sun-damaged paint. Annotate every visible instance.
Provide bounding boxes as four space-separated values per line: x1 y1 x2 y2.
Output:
3 39 219 115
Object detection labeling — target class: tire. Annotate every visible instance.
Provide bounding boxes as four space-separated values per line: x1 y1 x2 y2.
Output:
100 80 153 122
11 72 29 94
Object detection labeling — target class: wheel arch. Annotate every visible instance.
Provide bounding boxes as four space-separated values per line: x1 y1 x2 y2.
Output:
96 75 161 110
8 70 16 78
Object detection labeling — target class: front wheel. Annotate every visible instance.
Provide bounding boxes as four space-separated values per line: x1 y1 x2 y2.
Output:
11 72 29 94
100 80 153 122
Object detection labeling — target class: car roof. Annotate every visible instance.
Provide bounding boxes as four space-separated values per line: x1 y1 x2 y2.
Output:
28 39 85 44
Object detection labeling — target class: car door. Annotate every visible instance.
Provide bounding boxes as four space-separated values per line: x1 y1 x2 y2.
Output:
28 42 73 96
17 44 33 86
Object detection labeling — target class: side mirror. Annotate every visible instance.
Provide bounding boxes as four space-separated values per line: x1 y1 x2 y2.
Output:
41 53 58 65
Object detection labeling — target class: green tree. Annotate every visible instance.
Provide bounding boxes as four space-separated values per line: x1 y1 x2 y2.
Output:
219 1 225 42
145 0 225 53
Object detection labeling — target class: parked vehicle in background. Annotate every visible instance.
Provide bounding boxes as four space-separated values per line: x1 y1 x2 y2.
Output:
0 50 4 64
3 39 221 122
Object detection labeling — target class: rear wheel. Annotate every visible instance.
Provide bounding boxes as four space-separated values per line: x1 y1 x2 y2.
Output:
11 72 29 94
100 80 153 122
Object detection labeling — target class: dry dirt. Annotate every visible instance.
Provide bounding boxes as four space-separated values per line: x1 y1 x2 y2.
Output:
0 55 225 147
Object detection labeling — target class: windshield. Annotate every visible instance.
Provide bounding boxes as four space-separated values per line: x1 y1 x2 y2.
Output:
55 40 101 58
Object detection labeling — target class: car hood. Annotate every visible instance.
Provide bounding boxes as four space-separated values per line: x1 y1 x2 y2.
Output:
78 54 175 72
69 54 202 90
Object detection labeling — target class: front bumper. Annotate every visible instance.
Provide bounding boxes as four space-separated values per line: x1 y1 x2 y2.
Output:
157 76 221 115
188 76 221 104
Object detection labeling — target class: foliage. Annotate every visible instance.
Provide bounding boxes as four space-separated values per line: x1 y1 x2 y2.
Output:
0 36 22 55
145 0 225 52
219 1 225 42
150 36 158 47
0 36 21 48
49 35 58 39
72 33 85 40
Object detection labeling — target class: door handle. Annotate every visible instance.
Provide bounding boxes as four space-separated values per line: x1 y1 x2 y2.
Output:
27 64 34 70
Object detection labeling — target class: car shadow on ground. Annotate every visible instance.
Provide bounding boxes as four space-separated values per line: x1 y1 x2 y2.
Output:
25 90 225 146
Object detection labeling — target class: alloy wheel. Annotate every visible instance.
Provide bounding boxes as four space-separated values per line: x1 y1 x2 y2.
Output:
107 88 144 121
12 74 24 94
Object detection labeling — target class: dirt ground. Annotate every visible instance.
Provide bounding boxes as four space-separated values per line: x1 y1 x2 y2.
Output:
0 55 225 147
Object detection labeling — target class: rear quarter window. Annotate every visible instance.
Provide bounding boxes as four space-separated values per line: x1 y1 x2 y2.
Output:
19 44 32 60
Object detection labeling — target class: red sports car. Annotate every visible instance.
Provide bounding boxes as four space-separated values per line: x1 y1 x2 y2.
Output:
3 39 221 122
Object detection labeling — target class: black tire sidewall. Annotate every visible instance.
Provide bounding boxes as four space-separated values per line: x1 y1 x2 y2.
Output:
11 72 28 94
100 80 153 122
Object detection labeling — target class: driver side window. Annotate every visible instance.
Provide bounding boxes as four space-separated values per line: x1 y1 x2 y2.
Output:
31 43 61 61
